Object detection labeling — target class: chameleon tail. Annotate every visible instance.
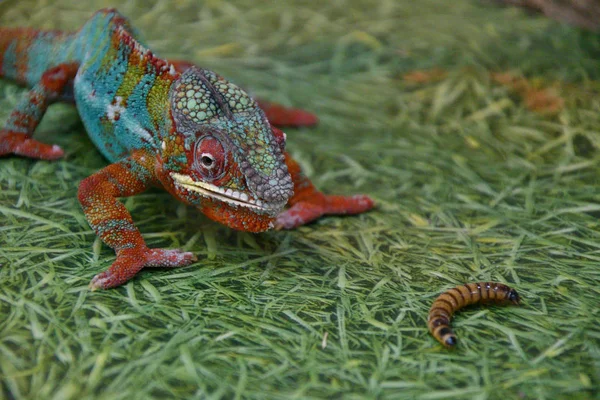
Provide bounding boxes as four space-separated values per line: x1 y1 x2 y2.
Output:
0 27 39 83
0 27 73 86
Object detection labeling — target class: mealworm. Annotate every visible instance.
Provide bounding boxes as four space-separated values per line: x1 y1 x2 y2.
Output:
427 282 520 348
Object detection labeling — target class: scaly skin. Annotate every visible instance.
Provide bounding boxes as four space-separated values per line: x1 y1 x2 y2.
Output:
0 9 374 290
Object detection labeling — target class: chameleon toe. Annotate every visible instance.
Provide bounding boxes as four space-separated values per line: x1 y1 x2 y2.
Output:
145 248 198 268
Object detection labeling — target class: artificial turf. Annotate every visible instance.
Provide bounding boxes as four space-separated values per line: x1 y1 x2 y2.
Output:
1 0 599 399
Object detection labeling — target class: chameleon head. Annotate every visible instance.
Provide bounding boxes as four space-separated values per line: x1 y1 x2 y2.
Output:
159 67 293 232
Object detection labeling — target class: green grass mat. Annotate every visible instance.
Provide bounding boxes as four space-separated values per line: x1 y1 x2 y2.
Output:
1 0 599 399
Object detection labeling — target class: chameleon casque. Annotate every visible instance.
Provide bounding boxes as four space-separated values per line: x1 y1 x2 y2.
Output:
0 9 374 290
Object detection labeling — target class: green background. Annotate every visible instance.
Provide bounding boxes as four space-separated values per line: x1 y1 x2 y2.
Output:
1 0 599 398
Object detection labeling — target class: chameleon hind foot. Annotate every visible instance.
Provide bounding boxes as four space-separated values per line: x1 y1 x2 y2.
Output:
275 194 374 230
275 152 374 229
0 63 77 160
0 130 64 160
89 247 197 290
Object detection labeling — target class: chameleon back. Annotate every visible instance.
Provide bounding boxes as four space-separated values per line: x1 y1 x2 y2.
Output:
73 9 177 162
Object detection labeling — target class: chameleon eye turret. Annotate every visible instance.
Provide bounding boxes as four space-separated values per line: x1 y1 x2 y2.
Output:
192 135 227 181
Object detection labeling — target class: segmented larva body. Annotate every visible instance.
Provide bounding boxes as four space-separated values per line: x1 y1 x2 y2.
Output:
428 282 520 348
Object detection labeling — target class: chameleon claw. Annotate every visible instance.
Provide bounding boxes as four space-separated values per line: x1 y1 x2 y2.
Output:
89 247 197 290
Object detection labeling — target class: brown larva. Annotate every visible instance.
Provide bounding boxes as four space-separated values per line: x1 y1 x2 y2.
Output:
427 282 520 348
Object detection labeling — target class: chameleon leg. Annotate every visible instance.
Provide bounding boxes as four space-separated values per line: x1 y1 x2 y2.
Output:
78 151 197 290
255 99 318 128
168 59 318 127
0 63 79 160
275 152 375 229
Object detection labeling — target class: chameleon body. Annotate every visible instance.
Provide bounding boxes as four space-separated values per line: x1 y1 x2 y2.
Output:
0 9 374 290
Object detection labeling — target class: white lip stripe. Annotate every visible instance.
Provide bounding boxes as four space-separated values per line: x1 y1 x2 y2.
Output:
170 172 285 212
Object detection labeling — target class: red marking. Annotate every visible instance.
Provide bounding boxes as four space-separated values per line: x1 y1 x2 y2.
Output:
193 135 226 180
0 131 64 160
75 150 196 289
169 60 195 73
0 28 33 79
41 63 79 93
14 30 35 83
112 24 177 81
271 126 286 150
0 29 14 77
89 247 196 290
257 99 318 127
9 110 35 131
96 8 119 16
201 199 275 233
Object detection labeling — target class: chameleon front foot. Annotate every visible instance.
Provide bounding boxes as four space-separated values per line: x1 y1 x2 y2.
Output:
0 131 64 160
89 247 197 290
275 194 374 230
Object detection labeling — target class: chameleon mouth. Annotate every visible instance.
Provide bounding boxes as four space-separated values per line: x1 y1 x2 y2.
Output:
170 172 286 213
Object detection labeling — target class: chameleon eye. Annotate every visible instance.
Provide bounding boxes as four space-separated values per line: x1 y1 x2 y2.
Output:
200 153 215 169
194 135 226 180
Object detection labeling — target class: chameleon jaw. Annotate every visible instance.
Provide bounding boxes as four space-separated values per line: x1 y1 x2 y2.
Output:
170 172 286 214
